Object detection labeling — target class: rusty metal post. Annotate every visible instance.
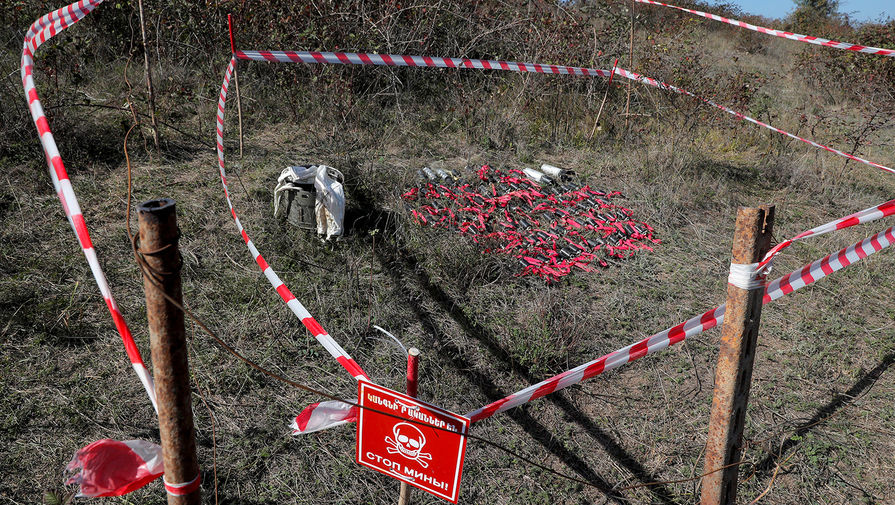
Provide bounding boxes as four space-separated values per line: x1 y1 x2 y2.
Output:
138 199 201 505
700 206 774 505
398 347 420 505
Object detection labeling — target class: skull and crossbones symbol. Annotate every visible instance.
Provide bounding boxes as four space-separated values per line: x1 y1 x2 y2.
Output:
385 422 432 468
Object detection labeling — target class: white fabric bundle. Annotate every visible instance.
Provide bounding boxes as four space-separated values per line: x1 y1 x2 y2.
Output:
274 165 345 239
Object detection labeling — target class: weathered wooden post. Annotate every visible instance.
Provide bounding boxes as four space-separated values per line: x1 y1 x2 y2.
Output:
700 205 774 505
398 347 421 505
138 198 201 505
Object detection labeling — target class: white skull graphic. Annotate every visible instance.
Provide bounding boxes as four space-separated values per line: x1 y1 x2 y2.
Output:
386 422 432 468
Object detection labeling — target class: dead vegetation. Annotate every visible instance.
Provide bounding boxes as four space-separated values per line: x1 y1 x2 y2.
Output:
2 1 895 504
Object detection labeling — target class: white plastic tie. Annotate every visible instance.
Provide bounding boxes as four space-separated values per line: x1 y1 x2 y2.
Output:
727 262 769 290
164 474 201 496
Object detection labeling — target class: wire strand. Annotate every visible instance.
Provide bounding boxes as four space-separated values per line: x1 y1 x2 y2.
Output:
122 122 739 498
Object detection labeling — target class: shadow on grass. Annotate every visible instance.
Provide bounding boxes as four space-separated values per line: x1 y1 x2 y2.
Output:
0 290 100 348
351 200 680 505
217 499 282 505
752 351 895 477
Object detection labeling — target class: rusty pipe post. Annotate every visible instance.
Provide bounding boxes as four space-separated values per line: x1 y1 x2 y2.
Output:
398 347 420 505
700 206 774 505
138 199 201 505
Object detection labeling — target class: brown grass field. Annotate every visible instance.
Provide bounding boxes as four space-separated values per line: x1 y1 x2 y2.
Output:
1 1 894 504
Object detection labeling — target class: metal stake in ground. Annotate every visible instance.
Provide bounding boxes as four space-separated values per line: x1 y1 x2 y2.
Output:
138 199 201 505
700 205 774 505
398 348 421 505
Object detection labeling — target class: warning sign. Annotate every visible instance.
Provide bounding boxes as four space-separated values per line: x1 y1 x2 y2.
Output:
356 381 469 503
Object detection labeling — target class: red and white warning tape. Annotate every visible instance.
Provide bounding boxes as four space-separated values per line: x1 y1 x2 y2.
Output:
25 0 93 44
227 44 895 419
758 198 895 271
466 224 895 422
23 0 895 435
216 57 369 382
235 50 614 77
616 64 895 174
611 67 895 175
65 439 165 497
291 399 358 435
290 219 895 432
22 0 158 412
635 0 895 57
234 48 893 174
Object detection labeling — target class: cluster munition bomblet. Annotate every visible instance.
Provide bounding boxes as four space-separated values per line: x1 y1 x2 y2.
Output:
522 167 554 186
540 163 567 179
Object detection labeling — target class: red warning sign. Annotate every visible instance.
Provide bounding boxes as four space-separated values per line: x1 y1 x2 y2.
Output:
356 381 470 503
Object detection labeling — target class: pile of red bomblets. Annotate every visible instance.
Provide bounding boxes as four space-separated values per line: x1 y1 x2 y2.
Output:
402 164 659 281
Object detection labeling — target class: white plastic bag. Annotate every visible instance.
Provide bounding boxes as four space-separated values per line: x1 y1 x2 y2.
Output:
314 165 345 239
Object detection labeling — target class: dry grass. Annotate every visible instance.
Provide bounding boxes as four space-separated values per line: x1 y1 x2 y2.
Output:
2 2 895 504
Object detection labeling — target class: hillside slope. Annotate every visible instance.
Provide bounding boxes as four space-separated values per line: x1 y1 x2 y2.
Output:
1 1 894 504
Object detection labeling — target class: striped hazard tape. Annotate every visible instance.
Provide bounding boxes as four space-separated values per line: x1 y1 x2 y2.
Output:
216 57 369 382
293 219 895 432
225 44 895 415
612 67 895 175
23 0 895 434
635 0 895 57
24 1 196 495
234 48 894 174
615 68 895 174
758 198 895 271
21 0 158 412
466 224 895 422
236 49 613 77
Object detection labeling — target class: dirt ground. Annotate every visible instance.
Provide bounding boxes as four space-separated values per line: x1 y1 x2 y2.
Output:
2 1 895 504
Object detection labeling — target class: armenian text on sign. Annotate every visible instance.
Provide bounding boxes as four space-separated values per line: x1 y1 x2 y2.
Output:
356 382 469 503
